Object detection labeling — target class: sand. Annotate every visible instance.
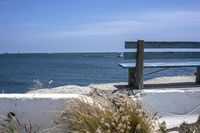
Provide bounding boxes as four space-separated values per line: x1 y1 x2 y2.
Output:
27 75 198 94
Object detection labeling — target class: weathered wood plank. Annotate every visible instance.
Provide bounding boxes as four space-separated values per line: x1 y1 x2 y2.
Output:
119 62 200 68
119 63 136 68
128 68 135 86
124 52 200 60
125 41 200 49
135 40 144 89
125 41 137 48
124 52 136 59
196 66 200 84
122 39 200 88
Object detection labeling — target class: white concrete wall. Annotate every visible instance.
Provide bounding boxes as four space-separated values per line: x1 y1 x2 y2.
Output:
0 94 81 132
140 89 200 128
1 90 200 131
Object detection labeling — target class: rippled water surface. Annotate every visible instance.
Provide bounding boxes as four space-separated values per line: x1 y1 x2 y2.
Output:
0 53 198 93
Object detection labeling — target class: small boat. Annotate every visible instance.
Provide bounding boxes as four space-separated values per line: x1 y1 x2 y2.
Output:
118 52 124 58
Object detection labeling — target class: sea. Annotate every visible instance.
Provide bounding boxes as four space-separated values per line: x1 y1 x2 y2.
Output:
0 53 198 93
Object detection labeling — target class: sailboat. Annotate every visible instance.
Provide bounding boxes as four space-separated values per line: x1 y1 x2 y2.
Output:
118 52 124 58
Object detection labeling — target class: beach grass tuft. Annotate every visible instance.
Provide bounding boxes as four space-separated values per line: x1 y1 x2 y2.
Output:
59 94 160 133
31 79 53 90
0 112 33 133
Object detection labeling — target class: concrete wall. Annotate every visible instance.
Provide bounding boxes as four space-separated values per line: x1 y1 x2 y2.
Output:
0 94 81 132
1 90 200 131
141 89 200 128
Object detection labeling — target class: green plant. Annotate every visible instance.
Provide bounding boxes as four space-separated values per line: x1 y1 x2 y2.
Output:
59 94 159 133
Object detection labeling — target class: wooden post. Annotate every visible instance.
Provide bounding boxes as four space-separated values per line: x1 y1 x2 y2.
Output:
135 40 144 89
196 66 200 84
128 67 136 86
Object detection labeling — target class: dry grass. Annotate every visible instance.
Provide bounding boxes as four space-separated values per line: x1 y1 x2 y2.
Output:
59 94 160 133
0 112 34 133
31 79 53 90
0 89 167 133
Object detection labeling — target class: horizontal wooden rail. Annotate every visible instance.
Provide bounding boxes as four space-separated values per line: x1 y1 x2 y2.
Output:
125 41 200 49
124 52 200 60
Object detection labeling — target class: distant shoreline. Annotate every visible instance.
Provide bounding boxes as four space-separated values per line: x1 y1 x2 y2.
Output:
0 52 122 55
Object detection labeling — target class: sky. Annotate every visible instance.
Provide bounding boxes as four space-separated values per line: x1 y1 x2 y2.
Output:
0 0 200 53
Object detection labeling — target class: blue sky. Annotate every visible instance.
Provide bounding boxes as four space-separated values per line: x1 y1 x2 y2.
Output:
0 0 200 53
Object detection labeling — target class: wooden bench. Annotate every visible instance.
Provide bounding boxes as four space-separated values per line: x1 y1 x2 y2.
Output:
119 40 200 89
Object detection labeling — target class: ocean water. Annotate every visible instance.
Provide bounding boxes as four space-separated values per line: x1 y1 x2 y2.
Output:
0 53 197 93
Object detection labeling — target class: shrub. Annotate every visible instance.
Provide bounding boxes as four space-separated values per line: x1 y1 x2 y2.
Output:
59 94 159 133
